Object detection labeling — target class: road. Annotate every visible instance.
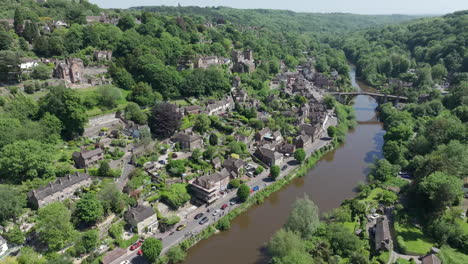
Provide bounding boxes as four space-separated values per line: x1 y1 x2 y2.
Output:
112 116 336 264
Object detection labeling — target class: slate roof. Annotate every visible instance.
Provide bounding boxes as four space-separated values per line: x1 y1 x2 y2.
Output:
421 254 441 264
28 172 91 201
375 216 392 251
223 157 245 171
193 169 229 189
257 147 281 160
173 132 202 142
73 148 103 159
102 248 126 264
125 205 155 224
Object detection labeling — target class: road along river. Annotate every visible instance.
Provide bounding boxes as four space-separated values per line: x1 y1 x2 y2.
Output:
182 67 385 264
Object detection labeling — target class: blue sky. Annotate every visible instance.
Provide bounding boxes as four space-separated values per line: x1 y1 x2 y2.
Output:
90 0 468 15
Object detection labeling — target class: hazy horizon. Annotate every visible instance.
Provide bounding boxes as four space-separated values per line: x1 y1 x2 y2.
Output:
89 0 467 15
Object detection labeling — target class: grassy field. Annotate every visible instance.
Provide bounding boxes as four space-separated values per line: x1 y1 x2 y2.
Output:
342 221 358 232
394 220 434 255
439 246 468 264
75 85 131 117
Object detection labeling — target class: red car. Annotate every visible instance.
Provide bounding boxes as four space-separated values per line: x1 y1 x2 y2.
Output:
130 241 142 251
137 249 143 256
221 204 228 210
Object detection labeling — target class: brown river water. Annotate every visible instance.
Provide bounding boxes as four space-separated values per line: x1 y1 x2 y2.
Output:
182 67 385 264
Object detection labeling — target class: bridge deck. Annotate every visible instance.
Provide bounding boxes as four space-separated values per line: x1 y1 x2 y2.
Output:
329 92 408 100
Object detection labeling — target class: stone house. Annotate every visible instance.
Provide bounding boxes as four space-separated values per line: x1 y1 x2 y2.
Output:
124 205 158 234
122 121 149 138
294 134 312 149
235 134 253 149
232 50 255 73
172 132 203 151
27 172 92 209
189 169 230 204
276 142 296 155
0 235 7 256
184 105 201 115
232 88 248 103
93 50 113 61
254 147 283 167
195 56 220 69
223 157 246 178
72 147 104 169
374 216 392 251
54 58 83 83
299 123 321 141
211 157 222 169
255 127 271 142
232 76 241 88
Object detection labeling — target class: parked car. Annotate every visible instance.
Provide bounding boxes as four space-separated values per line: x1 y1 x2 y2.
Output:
137 249 143 256
194 213 204 219
252 186 259 192
213 209 220 216
130 241 142 251
199 217 209 225
281 165 288 171
221 204 228 210
229 198 237 205
120 261 130 264
176 224 186 231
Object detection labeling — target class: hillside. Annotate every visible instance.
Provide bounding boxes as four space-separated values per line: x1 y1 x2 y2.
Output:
131 6 424 35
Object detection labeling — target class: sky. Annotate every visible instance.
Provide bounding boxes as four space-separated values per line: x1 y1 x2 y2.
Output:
90 0 468 15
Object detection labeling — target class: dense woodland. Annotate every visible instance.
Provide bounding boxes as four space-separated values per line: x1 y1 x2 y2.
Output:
0 0 467 264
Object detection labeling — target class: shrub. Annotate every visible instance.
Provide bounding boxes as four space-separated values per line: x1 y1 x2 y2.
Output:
216 218 231 231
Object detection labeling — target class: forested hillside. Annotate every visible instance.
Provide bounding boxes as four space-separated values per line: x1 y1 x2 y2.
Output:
339 10 468 94
133 6 421 34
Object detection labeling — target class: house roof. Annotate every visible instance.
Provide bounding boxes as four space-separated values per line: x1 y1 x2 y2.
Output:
28 172 91 201
212 157 221 165
223 157 245 171
173 132 202 143
257 147 281 160
299 124 318 136
257 127 271 137
193 169 229 189
125 205 155 224
73 148 103 159
185 105 201 111
296 134 311 143
421 254 441 264
375 216 392 250
102 248 127 264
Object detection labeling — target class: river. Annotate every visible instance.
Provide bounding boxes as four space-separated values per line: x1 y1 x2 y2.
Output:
182 67 385 264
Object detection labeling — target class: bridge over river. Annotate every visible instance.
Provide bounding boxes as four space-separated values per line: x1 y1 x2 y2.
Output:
329 91 408 104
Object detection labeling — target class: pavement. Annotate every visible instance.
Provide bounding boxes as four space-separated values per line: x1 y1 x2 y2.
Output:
110 116 337 264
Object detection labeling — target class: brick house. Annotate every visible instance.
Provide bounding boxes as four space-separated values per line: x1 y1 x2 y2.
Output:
54 58 84 83
27 172 92 208
124 205 158 234
173 132 203 151
72 148 104 169
189 169 230 204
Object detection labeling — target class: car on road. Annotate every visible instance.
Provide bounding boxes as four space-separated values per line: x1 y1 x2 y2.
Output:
213 209 220 216
252 186 259 192
229 198 237 205
120 261 130 264
194 213 204 219
176 224 186 231
281 165 288 171
199 217 209 225
130 241 142 251
137 249 143 256
221 204 228 210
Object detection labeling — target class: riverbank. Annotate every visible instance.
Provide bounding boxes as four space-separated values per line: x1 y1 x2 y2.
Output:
154 102 356 264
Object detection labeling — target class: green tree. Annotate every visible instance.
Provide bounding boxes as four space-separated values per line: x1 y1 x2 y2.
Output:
161 183 190 209
284 195 320 239
431 64 448 82
98 85 122 109
167 159 186 177
65 8 86 25
275 250 314 264
109 66 135 90
193 114 211 134
419 171 463 211
127 82 162 106
3 225 25 245
17 247 45 264
327 126 337 138
0 51 20 82
98 160 112 177
38 86 88 140
23 21 39 43
117 15 136 31
203 146 217 160
97 180 125 214
237 183 250 202
0 31 13 50
75 229 99 255
267 228 306 259
31 64 52 80
0 185 26 222
166 245 186 264
125 102 147 124
327 224 363 257
270 165 280 180
13 8 24 35
0 140 55 183
209 133 218 146
369 159 399 182
149 103 181 138
142 237 162 262
36 202 75 251
294 148 306 163
74 193 104 226
216 218 231 231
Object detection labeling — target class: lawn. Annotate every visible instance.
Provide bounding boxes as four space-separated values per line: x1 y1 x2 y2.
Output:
439 246 468 264
342 221 358 232
75 85 131 117
456 218 468 234
394 258 414 264
394 220 434 255
363 187 385 202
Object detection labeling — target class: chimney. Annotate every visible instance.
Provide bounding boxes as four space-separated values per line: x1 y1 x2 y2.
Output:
68 174 71 180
